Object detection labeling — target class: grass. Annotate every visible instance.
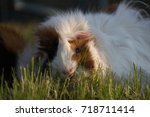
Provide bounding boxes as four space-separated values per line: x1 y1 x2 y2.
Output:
0 64 150 100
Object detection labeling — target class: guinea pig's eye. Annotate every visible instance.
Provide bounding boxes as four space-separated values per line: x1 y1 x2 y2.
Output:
75 47 81 54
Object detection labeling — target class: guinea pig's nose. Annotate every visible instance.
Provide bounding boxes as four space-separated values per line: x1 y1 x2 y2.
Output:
62 68 75 76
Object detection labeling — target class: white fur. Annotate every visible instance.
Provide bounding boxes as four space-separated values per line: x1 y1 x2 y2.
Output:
42 11 89 38
50 38 77 76
86 3 150 76
40 3 150 77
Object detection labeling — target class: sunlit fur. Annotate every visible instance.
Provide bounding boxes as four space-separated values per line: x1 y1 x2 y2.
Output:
86 3 150 76
37 2 150 77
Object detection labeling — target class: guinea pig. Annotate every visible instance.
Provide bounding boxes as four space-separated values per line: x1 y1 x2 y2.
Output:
0 24 26 86
36 2 150 77
0 24 37 86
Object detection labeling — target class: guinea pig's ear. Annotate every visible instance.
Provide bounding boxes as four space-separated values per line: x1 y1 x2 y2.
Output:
76 32 96 45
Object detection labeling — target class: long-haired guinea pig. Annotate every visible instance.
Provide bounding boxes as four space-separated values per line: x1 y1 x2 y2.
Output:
36 2 150 77
0 24 25 86
0 24 37 86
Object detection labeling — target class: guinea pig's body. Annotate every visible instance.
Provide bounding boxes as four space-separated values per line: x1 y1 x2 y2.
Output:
86 3 150 76
37 3 150 77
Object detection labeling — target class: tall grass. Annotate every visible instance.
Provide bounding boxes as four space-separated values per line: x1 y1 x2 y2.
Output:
0 64 150 100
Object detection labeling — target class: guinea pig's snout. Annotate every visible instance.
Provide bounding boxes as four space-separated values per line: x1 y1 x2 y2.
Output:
62 67 75 76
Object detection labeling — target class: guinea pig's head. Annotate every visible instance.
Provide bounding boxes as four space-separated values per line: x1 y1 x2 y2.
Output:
36 11 97 77
36 26 96 77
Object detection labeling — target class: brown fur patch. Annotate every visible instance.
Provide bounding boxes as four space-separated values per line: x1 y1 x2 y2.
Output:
0 24 26 54
36 26 59 61
36 26 59 43
69 36 96 71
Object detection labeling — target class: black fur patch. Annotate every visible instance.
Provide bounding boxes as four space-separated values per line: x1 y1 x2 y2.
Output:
0 36 17 87
37 27 59 62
